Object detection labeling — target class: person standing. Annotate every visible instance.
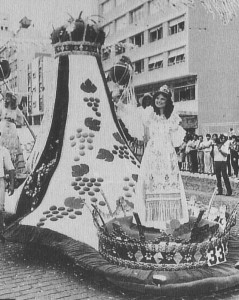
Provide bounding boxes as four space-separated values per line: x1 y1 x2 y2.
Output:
212 134 232 196
224 134 232 177
197 135 204 173
190 134 198 173
230 135 239 178
178 137 187 171
117 85 189 229
185 135 193 172
202 133 213 174
0 92 26 178
0 143 15 242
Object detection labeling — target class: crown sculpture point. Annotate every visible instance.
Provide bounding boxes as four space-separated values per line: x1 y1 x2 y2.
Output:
50 11 106 57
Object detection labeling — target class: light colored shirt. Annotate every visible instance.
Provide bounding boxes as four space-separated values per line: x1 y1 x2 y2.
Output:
0 145 14 177
196 140 204 151
202 139 212 153
186 140 194 153
213 142 229 162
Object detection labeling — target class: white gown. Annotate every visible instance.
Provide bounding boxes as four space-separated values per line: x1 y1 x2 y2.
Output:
117 104 189 229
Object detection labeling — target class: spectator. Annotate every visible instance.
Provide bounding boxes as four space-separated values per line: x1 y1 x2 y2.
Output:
141 93 152 109
230 135 239 178
202 133 213 174
185 135 193 171
222 134 232 177
177 136 187 171
212 134 232 196
228 127 236 138
191 134 198 173
197 135 204 173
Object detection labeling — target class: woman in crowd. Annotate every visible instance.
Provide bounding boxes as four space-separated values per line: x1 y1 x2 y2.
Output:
117 85 189 229
202 133 213 175
0 92 26 178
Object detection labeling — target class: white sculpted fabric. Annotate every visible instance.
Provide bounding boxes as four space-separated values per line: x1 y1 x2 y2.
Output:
118 105 189 229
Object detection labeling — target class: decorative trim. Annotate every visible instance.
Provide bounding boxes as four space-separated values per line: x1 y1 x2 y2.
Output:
54 41 101 58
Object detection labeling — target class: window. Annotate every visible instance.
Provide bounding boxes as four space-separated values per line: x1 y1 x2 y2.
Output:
102 0 113 15
169 16 185 36
134 59 144 74
115 15 127 32
129 5 144 24
129 32 144 47
174 85 195 102
115 40 126 55
149 25 163 42
148 54 163 71
168 47 185 66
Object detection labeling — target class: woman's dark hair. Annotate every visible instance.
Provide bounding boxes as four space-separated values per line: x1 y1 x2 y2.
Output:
5 93 17 110
151 91 174 119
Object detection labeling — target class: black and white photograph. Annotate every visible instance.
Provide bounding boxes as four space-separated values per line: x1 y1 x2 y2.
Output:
0 0 238 299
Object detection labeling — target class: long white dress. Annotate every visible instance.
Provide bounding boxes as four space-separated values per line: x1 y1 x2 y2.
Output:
117 104 189 229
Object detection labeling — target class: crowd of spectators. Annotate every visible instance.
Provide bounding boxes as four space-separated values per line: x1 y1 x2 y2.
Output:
176 130 239 181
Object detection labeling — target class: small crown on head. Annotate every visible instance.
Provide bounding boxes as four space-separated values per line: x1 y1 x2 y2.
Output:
159 85 170 95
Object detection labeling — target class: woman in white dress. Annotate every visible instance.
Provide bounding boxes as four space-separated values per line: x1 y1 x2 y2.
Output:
0 92 26 178
117 85 189 229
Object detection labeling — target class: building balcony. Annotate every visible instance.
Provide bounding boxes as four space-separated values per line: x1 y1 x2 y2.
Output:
133 61 189 87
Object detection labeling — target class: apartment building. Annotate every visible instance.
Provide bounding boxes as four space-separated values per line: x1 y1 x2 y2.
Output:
0 17 52 120
99 0 239 134
0 13 14 46
27 55 54 125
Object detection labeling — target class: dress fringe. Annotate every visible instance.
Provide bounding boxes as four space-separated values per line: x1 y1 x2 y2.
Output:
145 199 183 222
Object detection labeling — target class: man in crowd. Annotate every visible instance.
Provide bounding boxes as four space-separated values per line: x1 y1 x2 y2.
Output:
230 135 239 179
212 133 232 196
197 135 204 173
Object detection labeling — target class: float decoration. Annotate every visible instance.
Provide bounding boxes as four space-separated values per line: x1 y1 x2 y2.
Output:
3 12 239 298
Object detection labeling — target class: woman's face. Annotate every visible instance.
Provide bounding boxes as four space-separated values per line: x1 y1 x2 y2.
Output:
155 94 167 109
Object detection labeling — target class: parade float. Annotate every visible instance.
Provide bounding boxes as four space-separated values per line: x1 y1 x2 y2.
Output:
2 4 239 298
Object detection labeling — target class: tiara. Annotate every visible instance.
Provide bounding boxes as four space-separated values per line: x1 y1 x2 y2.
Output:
159 85 170 95
51 12 106 58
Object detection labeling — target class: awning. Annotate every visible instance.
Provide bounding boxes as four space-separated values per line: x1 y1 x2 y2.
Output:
168 47 185 58
149 53 163 64
169 15 185 27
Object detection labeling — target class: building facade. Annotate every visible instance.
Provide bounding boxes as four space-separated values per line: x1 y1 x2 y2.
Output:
0 17 52 122
27 55 54 125
0 13 13 46
99 0 239 135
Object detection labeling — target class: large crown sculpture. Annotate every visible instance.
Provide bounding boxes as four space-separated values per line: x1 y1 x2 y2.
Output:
51 12 105 58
